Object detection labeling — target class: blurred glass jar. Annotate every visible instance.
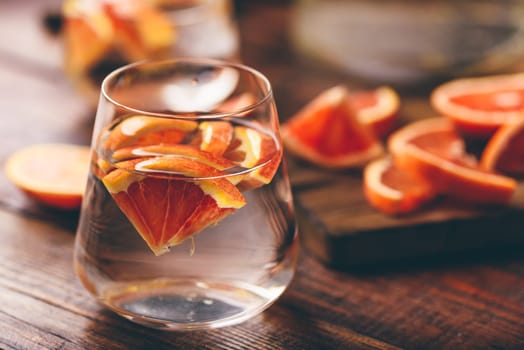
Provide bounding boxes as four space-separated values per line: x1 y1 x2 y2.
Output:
291 0 524 84
62 0 239 103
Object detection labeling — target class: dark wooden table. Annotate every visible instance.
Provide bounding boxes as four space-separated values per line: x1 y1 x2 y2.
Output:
1 1 524 349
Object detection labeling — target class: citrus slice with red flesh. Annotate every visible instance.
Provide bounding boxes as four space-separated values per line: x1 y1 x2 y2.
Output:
102 157 246 255
102 115 198 151
351 86 400 138
190 121 234 156
388 118 516 204
5 143 90 210
481 118 524 176
431 73 524 138
111 144 236 170
363 156 436 215
224 126 282 191
281 85 384 168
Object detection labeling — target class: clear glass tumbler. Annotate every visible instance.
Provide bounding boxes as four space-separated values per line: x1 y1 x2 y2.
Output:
62 0 239 103
74 59 299 330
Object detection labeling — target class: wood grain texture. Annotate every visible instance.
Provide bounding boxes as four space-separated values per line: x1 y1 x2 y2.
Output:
0 1 524 349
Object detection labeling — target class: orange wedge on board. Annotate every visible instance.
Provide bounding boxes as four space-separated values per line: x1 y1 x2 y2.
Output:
281 85 383 168
481 118 524 176
102 157 246 255
388 118 516 204
5 144 90 210
431 73 524 138
350 86 400 138
363 156 436 215
102 115 198 151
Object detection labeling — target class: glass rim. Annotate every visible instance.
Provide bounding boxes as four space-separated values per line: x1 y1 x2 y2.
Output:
100 57 274 120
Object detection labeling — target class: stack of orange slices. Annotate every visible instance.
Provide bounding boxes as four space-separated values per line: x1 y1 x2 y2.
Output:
96 115 282 255
363 72 524 215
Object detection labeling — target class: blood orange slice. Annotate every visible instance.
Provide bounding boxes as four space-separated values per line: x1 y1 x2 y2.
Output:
102 157 246 255
5 143 90 210
351 86 400 138
481 118 524 176
431 73 524 138
388 118 516 204
363 156 436 215
102 115 198 151
190 121 234 156
281 85 383 168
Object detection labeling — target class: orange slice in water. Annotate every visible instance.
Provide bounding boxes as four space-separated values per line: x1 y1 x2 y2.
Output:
111 144 236 170
350 86 400 138
102 157 246 255
481 118 524 176
431 73 524 138
190 121 234 156
102 115 198 151
224 126 282 191
5 143 90 210
388 118 516 204
281 85 383 168
363 156 436 215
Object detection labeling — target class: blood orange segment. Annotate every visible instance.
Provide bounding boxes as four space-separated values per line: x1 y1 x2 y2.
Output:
5 143 90 210
481 118 524 176
388 118 517 204
191 121 234 156
363 157 436 215
102 115 198 151
431 73 524 138
102 157 246 255
351 86 400 138
111 144 236 170
224 126 282 190
281 85 383 168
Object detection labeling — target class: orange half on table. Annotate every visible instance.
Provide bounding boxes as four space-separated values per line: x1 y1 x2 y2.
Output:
281 85 384 168
5 143 90 210
431 73 524 138
102 157 246 256
388 118 516 204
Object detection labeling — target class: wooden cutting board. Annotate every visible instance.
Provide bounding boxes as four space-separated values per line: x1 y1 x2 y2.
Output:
284 94 524 269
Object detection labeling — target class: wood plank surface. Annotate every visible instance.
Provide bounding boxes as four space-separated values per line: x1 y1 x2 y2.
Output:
1 1 524 349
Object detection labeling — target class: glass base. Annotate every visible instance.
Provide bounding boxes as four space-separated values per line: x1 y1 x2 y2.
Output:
100 279 286 331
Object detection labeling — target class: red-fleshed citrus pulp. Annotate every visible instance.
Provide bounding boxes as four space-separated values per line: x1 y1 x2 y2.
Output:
481 118 524 176
388 118 516 204
98 115 281 255
281 85 384 168
431 73 524 138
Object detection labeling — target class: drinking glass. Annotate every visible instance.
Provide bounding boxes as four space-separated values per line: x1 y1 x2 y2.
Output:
62 0 239 103
74 58 299 330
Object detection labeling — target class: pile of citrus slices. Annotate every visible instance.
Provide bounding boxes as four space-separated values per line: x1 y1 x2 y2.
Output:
63 0 174 76
282 73 524 215
97 114 281 255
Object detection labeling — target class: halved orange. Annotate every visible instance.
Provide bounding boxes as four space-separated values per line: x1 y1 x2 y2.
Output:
350 86 400 138
5 143 90 210
103 157 246 255
431 73 524 138
281 85 383 168
481 118 524 176
102 115 198 151
190 121 233 156
388 118 516 204
224 126 282 191
363 156 436 215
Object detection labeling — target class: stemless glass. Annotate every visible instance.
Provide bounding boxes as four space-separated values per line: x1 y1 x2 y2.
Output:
74 58 299 330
